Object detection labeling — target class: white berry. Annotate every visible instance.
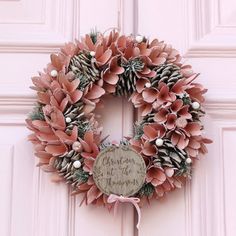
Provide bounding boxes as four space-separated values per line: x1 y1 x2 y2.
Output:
186 158 192 164
73 160 82 169
65 117 72 123
145 82 151 88
50 69 58 78
155 138 164 147
191 101 200 110
90 51 96 57
72 141 82 152
135 35 143 43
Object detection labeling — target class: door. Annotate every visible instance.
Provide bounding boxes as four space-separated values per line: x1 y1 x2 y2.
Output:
0 0 235 235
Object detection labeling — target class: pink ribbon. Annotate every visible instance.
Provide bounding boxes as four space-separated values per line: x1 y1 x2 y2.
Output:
107 194 141 229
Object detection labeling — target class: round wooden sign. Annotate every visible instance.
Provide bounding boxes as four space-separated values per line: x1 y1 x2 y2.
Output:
93 145 146 197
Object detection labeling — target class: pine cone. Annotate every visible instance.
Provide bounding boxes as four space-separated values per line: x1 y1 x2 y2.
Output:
64 102 90 137
68 52 100 90
115 58 144 96
153 140 191 177
150 63 183 88
54 150 89 188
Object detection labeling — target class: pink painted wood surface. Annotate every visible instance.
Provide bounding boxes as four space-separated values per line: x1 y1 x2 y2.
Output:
0 0 235 235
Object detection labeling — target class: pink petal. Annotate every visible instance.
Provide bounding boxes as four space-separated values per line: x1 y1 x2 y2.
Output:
50 53 64 71
31 76 50 90
133 47 140 57
85 85 105 100
51 89 64 104
158 84 172 101
151 179 162 186
171 133 180 146
139 66 151 75
185 122 202 136
184 73 199 85
41 164 55 172
152 57 166 66
143 125 158 141
176 117 188 128
109 57 125 74
162 180 172 191
186 85 207 103
61 42 78 56
63 76 80 93
51 173 64 182
154 108 168 123
149 39 159 47
55 126 78 144
78 182 90 191
36 132 59 143
84 131 94 145
83 104 96 114
130 92 142 105
136 78 149 93
140 104 152 116
83 157 95 173
202 138 213 144
171 99 183 112
46 107 66 130
31 120 50 133
103 82 116 93
45 144 67 156
142 88 158 103
166 113 177 130
79 139 92 153
103 71 119 85
37 92 50 104
70 90 83 103
157 170 168 184
124 47 133 59
138 43 151 56
173 178 182 188
155 186 165 197
150 123 166 138
35 151 52 159
178 105 192 119
188 138 201 149
96 48 112 66
177 135 189 149
186 147 199 157
129 139 142 153
147 168 166 186
60 97 69 111
87 185 102 204
84 34 95 51
171 79 186 94
142 142 157 156
181 65 194 78
117 35 127 48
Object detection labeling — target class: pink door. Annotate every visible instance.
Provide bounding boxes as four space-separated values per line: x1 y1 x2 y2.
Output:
0 0 235 235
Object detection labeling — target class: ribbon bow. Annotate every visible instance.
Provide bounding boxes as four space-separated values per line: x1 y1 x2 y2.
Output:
107 194 141 229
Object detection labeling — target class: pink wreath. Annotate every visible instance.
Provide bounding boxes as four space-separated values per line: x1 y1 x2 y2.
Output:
26 30 212 209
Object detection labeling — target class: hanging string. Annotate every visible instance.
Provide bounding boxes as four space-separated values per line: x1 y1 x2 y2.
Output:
107 194 141 229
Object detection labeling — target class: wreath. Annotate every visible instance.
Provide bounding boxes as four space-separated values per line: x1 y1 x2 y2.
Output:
26 30 211 226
